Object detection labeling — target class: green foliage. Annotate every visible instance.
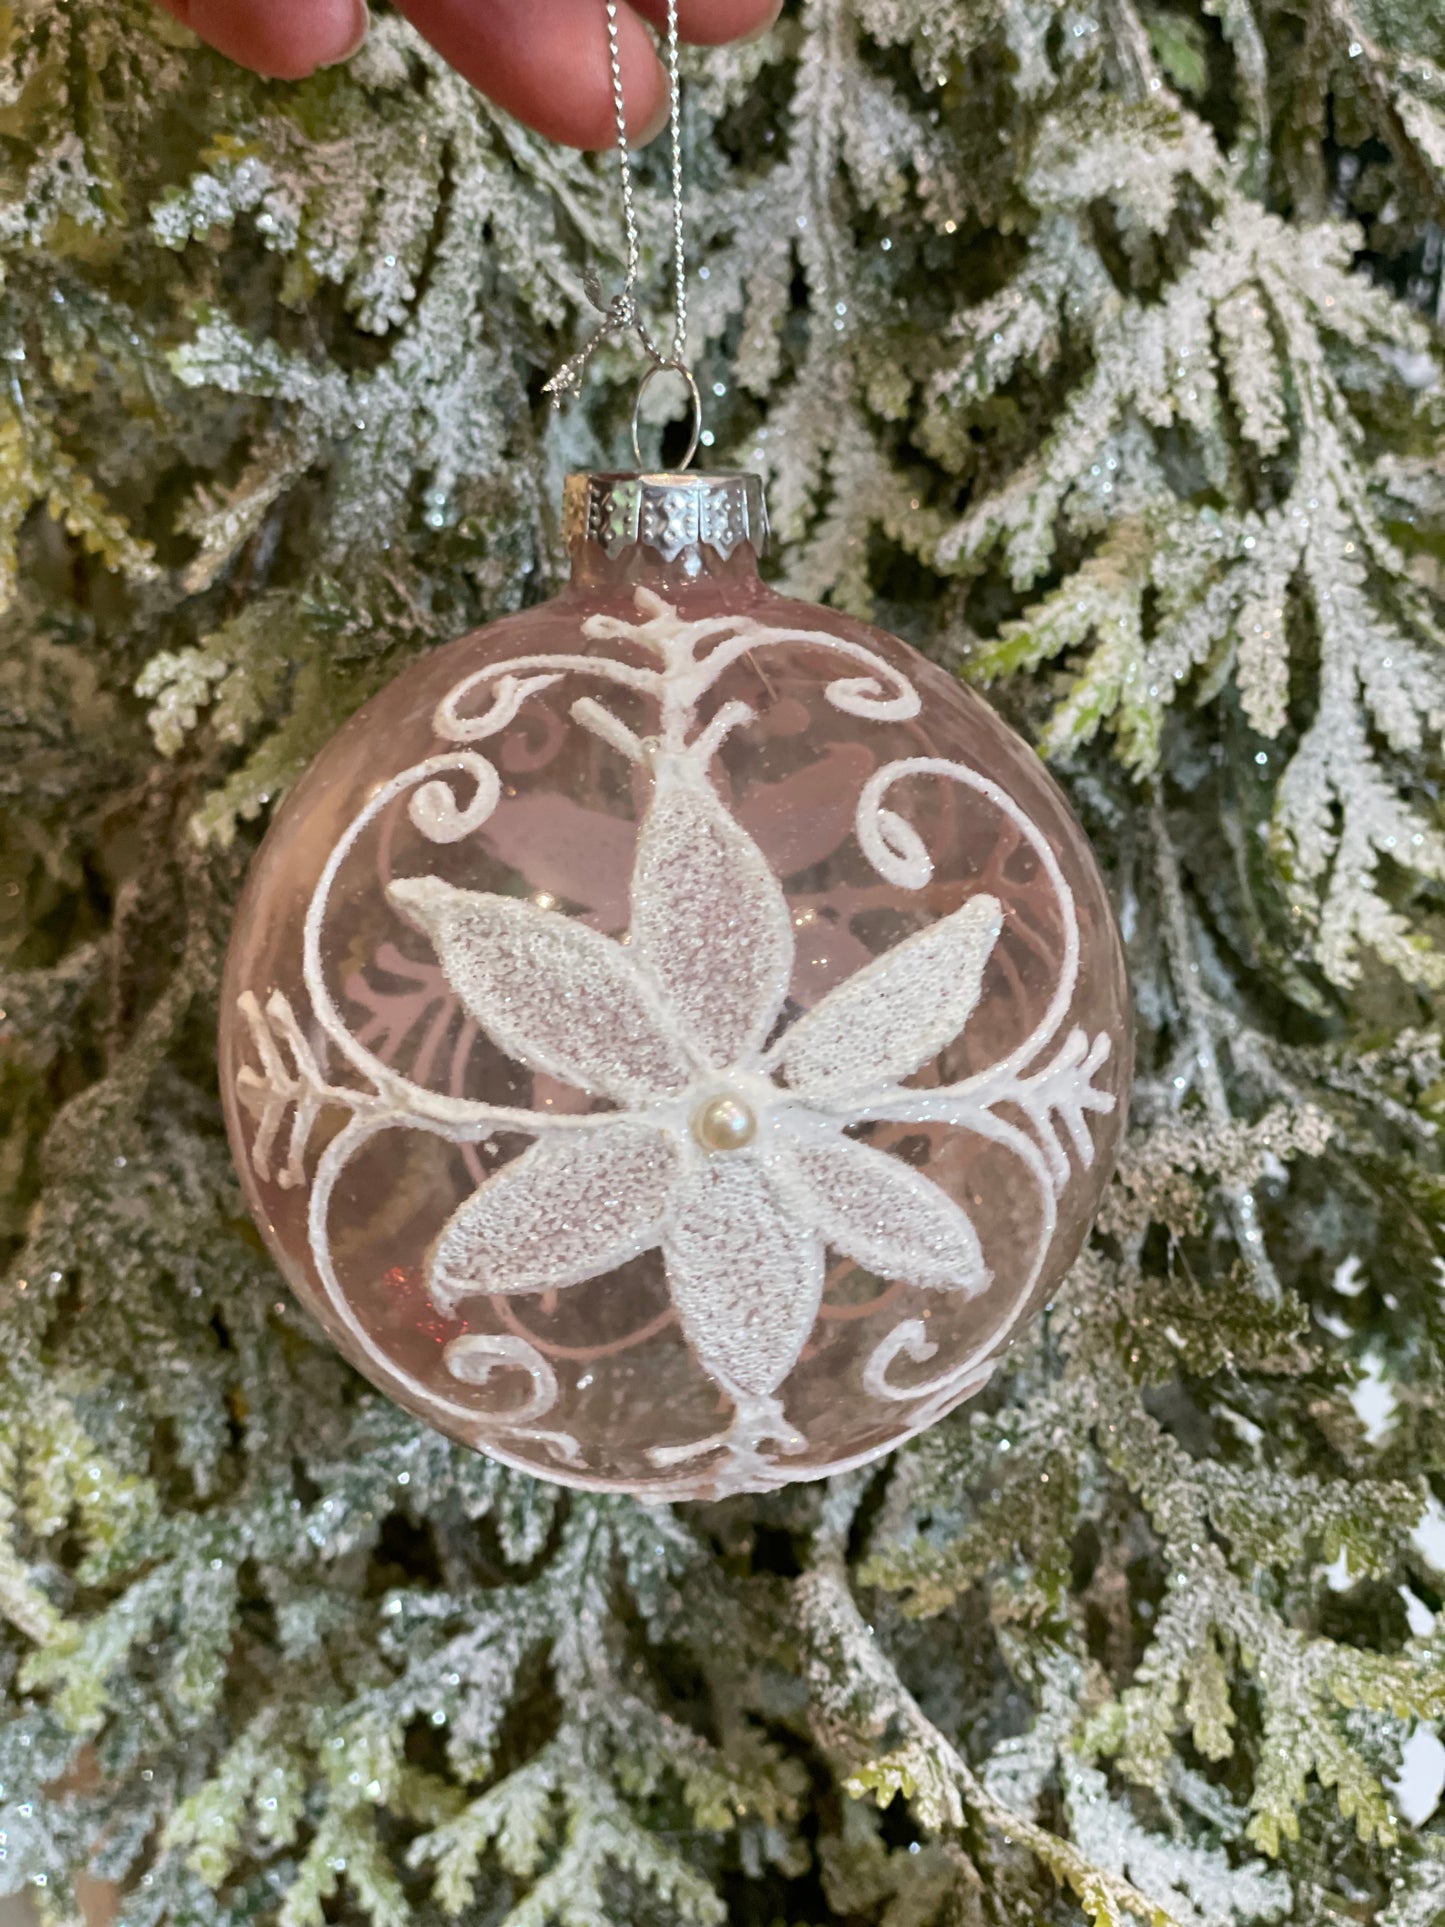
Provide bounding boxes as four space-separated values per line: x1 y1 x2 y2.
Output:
3 0 1445 1924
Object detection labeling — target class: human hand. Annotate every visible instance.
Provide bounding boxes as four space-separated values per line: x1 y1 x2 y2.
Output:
151 0 780 147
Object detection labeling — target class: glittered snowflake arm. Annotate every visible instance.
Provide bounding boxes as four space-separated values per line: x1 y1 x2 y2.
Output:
842 1027 1118 1195
428 593 924 785
232 750 624 1194
235 988 387 1189
845 756 1118 1189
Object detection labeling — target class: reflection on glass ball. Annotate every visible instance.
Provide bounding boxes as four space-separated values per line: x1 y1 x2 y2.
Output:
220 527 1130 1498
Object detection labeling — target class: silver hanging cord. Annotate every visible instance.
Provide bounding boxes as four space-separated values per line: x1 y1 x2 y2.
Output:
631 359 700 469
663 0 687 365
544 0 698 465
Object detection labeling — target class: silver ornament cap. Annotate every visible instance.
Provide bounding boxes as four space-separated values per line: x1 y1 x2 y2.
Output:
562 470 769 565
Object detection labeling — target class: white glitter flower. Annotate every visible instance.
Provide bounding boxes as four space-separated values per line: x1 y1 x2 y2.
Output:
388 765 1003 1403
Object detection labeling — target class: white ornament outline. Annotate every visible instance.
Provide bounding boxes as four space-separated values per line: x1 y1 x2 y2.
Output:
233 588 1120 1495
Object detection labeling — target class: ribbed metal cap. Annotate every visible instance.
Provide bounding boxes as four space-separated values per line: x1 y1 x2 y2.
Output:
562 470 768 564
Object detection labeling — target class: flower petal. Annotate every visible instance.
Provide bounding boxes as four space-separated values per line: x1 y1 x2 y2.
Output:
780 1132 989 1294
662 1155 823 1397
630 778 794 1066
428 1122 677 1310
781 893 1004 1100
389 876 694 1103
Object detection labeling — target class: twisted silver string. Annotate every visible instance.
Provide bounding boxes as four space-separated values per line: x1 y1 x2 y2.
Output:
544 0 692 411
664 0 687 363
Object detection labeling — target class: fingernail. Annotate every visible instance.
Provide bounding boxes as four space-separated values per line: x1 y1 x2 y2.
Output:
633 80 672 148
320 0 369 67
743 0 785 42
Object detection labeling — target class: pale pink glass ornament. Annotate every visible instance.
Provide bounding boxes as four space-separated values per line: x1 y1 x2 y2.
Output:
220 471 1131 1499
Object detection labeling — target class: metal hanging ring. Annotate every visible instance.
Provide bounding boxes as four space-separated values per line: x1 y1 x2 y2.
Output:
631 359 702 472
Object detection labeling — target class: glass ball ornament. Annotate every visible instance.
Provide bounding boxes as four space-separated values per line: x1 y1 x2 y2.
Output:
220 470 1131 1498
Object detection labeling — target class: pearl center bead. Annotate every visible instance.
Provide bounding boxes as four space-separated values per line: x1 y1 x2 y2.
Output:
692 1092 757 1153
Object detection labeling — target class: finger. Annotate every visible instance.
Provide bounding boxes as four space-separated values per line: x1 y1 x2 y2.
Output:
152 0 368 79
394 0 668 149
629 0 782 45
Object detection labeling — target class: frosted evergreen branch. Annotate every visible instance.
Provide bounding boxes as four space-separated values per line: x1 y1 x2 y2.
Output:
0 1458 65 1646
1149 793 1283 1299
799 1560 1183 1926
1312 0 1445 220
1058 1313 1443 1852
